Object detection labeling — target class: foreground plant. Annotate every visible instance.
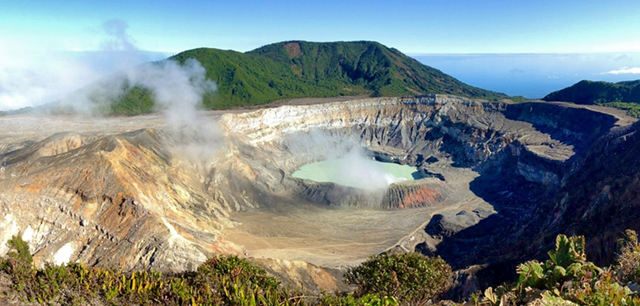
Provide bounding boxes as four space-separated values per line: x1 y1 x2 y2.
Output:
517 234 601 292
616 229 640 284
475 233 640 306
0 236 309 305
346 252 452 304
6 231 640 305
0 235 406 305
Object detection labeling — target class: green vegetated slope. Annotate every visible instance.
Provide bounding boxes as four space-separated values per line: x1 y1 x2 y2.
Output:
243 41 506 100
543 79 640 117
113 41 508 113
3 232 640 305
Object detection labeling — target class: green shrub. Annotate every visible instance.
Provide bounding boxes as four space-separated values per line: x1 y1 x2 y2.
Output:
5 235 32 266
189 255 291 305
196 255 280 290
598 102 640 119
570 269 639 306
8 231 640 305
1 236 34 294
478 233 640 306
0 242 307 306
345 252 452 303
517 234 601 292
318 293 398 306
616 229 640 283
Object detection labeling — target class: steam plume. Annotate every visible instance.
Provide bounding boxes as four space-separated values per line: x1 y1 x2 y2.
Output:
287 129 408 191
0 18 221 161
101 19 137 52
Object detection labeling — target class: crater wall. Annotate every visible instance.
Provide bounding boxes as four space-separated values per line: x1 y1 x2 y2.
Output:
215 95 617 210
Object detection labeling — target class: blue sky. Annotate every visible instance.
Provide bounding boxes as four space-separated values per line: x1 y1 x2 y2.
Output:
1 0 640 109
2 0 639 54
415 53 640 98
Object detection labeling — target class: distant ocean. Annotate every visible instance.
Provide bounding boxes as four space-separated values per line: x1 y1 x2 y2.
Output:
412 53 640 99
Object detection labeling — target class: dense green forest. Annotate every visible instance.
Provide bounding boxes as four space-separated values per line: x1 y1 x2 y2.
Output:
543 79 640 118
72 41 508 115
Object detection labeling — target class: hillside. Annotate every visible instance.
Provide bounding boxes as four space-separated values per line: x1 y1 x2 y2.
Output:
106 41 509 114
244 41 506 99
543 79 640 117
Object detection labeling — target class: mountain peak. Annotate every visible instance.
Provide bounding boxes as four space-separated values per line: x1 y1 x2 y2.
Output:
239 40 507 101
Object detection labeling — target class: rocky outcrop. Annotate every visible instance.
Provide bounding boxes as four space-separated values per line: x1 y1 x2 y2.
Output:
424 210 493 239
250 258 349 294
523 121 640 266
0 129 240 272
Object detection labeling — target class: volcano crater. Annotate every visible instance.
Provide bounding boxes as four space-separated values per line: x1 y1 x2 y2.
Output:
0 95 630 287
214 95 622 268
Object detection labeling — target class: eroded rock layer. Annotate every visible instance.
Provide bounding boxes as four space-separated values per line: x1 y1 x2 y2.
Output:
218 96 617 210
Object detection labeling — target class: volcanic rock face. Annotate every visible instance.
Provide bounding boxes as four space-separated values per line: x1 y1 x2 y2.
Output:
218 96 616 208
0 128 239 272
0 95 630 290
505 119 640 268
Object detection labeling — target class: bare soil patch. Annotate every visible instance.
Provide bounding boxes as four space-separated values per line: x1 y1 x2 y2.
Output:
284 42 302 58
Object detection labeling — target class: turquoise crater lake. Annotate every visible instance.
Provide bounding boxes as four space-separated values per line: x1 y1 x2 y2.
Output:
292 156 419 189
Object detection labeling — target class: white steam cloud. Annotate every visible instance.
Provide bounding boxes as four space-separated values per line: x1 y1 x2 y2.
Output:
137 59 222 163
101 19 137 52
0 51 101 111
59 19 217 128
0 18 221 162
92 20 220 162
321 148 407 190
56 57 217 118
288 129 408 190
117 59 216 128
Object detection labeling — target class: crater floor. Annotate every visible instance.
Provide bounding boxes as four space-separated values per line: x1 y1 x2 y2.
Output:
225 165 490 268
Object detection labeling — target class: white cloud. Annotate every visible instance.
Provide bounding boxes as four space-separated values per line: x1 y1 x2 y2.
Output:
0 19 164 112
602 67 640 75
0 50 100 111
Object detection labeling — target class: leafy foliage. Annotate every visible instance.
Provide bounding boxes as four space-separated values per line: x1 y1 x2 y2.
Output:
544 80 640 104
598 101 640 118
345 252 452 303
5 236 32 267
317 293 398 306
475 233 640 306
1 236 34 294
616 229 640 284
569 270 635 306
517 235 601 291
109 86 156 115
0 237 303 305
6 232 640 305
0 237 407 305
